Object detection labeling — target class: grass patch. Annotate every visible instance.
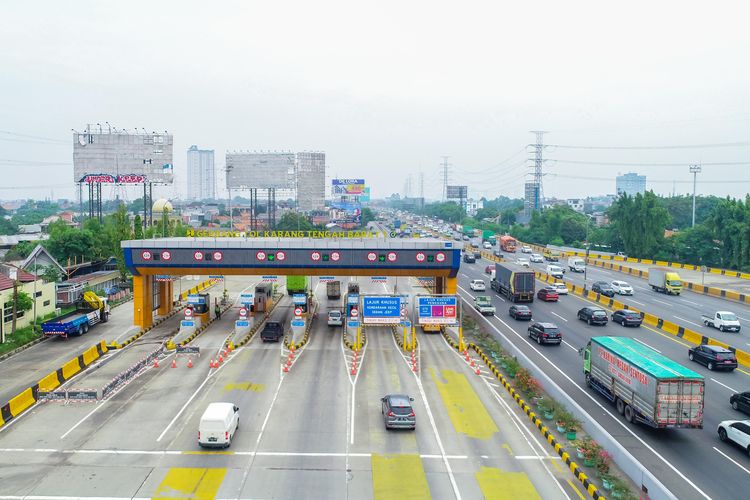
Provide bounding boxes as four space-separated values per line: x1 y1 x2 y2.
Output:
0 325 42 356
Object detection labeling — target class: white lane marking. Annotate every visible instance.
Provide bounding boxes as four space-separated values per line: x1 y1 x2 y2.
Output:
710 378 738 393
629 299 646 306
156 350 238 442
651 298 673 307
515 456 563 460
738 317 749 322
633 338 661 353
495 294 506 302
550 311 568 322
673 316 703 328
561 340 578 352
680 299 700 306
713 447 750 475
461 273 470 279
256 376 284 445
455 286 711 500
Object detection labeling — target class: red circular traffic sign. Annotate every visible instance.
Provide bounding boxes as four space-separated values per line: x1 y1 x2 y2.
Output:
387 252 397 262
416 252 425 262
256 251 267 261
239 307 247 317
193 251 203 261
184 308 193 317
330 251 341 262
294 307 303 316
350 308 359 318
311 251 321 261
367 252 377 262
161 251 171 260
213 251 223 261
276 251 286 261
436 252 446 263
142 251 152 260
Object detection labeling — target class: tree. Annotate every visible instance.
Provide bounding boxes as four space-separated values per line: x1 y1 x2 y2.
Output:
608 191 670 258
274 212 315 232
10 289 33 334
361 207 375 227
421 202 465 223
133 215 144 239
707 196 750 271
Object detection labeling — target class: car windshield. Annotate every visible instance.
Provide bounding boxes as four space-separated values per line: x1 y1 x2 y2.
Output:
389 396 411 407
716 352 735 360
329 311 340 318
668 280 682 286
721 313 738 321
543 327 559 334
593 311 606 317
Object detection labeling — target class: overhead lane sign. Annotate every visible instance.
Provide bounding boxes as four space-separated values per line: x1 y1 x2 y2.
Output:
417 296 458 325
362 296 402 324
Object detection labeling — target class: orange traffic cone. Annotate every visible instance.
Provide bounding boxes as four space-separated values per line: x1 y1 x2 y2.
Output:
283 365 289 372
209 359 215 368
153 358 159 368
218 355 224 364
475 367 481 375
187 358 193 368
171 358 177 368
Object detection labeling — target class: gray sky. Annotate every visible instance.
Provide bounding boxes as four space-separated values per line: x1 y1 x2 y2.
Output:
1 0 749 203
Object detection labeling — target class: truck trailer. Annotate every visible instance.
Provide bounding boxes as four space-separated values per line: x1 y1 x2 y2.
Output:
491 262 535 303
583 336 704 429
42 291 110 338
326 280 341 300
286 276 309 296
499 235 517 253
648 267 682 295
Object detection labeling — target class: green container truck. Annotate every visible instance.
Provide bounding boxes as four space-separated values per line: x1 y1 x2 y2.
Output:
286 276 309 296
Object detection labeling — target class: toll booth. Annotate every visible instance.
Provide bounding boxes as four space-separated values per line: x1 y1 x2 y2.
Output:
292 293 309 314
187 293 210 324
254 283 273 313
346 293 359 317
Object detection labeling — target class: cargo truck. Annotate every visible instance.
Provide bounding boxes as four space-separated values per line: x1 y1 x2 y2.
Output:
42 291 110 338
582 336 704 429
473 296 496 315
326 281 341 300
499 235 517 253
481 230 495 243
567 256 586 273
491 262 535 303
648 267 682 295
543 248 561 262
286 276 309 296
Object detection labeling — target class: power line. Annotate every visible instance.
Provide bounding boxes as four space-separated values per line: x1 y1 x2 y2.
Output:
451 147 527 175
546 141 750 150
0 159 71 166
549 159 750 167
548 173 750 184
0 130 69 144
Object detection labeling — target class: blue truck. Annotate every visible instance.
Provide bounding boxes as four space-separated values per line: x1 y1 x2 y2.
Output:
42 292 110 338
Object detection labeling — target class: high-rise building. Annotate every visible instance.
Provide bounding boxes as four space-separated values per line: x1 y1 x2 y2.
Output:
296 152 325 211
187 145 215 200
616 172 646 197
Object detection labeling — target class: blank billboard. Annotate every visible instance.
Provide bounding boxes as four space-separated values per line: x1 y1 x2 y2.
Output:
226 152 294 189
73 131 174 184
446 185 467 199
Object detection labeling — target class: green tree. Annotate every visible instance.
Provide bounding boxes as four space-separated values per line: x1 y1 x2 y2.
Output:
275 212 315 232
608 191 670 257
421 202 465 223
361 207 375 227
10 290 33 334
133 215 144 239
707 196 750 271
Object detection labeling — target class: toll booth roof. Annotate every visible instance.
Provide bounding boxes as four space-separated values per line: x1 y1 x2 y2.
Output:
122 237 455 250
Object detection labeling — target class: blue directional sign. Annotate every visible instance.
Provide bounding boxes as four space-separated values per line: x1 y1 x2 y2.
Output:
362 296 402 324
417 296 458 325
239 293 254 305
236 320 250 327
180 320 195 327
347 320 360 328
292 294 307 305
187 295 206 305
347 294 359 305
291 319 305 327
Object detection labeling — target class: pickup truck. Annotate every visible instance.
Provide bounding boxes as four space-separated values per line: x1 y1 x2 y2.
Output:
474 296 496 316
701 311 741 333
260 321 283 342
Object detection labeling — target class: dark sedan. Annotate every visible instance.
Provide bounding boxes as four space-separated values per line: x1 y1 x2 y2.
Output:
537 287 559 302
731 392 750 415
509 305 533 320
578 307 608 325
611 309 643 327
527 322 562 345
592 281 615 297
688 345 737 371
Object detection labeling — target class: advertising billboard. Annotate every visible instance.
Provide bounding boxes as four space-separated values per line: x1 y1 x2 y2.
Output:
73 131 174 184
362 296 402 324
225 152 295 189
330 200 362 224
446 185 467 199
417 296 458 325
332 178 365 196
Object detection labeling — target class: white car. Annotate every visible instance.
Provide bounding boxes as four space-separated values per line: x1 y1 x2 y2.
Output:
521 246 532 254
483 242 492 249
470 279 486 291
611 280 634 295
516 258 530 268
545 265 565 279
551 282 569 295
529 253 544 263
717 420 750 455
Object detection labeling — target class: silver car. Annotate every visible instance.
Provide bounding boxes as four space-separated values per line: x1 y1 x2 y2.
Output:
381 394 416 430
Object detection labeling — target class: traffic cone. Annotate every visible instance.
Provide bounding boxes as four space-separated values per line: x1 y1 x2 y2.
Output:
153 358 159 368
209 359 216 368
171 358 177 368
475 367 481 375
412 363 418 372
218 355 224 364
187 358 193 368
470 360 475 367
283 365 289 373
351 367 356 375
286 359 292 367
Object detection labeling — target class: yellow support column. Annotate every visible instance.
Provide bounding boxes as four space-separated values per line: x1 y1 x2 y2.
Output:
157 280 173 316
444 276 458 295
133 275 154 330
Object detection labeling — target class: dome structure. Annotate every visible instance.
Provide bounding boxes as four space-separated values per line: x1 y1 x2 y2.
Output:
152 199 173 213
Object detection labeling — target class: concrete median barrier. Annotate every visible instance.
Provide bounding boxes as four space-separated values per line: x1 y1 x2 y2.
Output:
8 388 36 417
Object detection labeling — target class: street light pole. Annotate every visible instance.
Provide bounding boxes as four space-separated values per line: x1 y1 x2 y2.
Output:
690 165 701 228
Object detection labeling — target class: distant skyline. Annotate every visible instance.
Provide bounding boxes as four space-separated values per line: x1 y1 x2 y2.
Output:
1 1 749 203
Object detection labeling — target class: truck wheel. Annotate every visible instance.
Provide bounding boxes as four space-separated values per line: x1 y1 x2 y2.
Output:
624 405 635 423
83 324 89 333
78 326 84 335
616 398 625 415
585 374 591 387
719 325 725 332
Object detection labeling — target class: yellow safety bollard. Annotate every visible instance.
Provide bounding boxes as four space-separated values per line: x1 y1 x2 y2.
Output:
458 326 465 353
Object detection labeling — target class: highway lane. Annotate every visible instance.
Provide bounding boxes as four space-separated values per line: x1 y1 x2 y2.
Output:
459 257 750 499
0 274 579 499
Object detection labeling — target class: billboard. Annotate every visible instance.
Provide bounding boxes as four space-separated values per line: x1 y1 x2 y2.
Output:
446 185 467 199
417 296 458 325
362 296 402 324
360 187 371 202
226 152 295 189
73 130 174 184
332 178 365 195
330 200 362 224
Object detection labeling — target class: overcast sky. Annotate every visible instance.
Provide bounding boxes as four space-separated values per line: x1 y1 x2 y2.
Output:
1 0 749 204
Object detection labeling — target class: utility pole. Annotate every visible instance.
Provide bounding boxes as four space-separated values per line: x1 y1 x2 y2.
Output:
530 131 547 210
690 165 701 227
226 164 234 231
441 156 451 202
10 268 18 335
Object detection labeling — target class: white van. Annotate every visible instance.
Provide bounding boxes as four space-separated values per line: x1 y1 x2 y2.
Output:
567 256 586 273
198 402 239 448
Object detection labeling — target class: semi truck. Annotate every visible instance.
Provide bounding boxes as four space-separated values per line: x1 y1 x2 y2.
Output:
582 336 704 429
499 235 517 253
648 267 682 295
491 262 535 303
326 280 341 300
286 276 310 296
42 291 110 338
481 230 496 244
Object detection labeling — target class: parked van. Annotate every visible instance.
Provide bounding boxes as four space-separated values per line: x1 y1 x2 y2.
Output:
198 402 239 448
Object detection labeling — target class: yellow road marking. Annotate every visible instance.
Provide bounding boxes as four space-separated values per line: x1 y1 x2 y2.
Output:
224 382 265 392
152 468 226 499
475 466 540 500
502 443 514 455
551 459 563 473
372 454 430 499
566 479 586 500
429 367 499 440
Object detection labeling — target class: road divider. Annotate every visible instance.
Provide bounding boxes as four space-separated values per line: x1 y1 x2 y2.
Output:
534 271 750 368
284 300 318 352
166 301 233 351
227 292 284 349
0 340 108 430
